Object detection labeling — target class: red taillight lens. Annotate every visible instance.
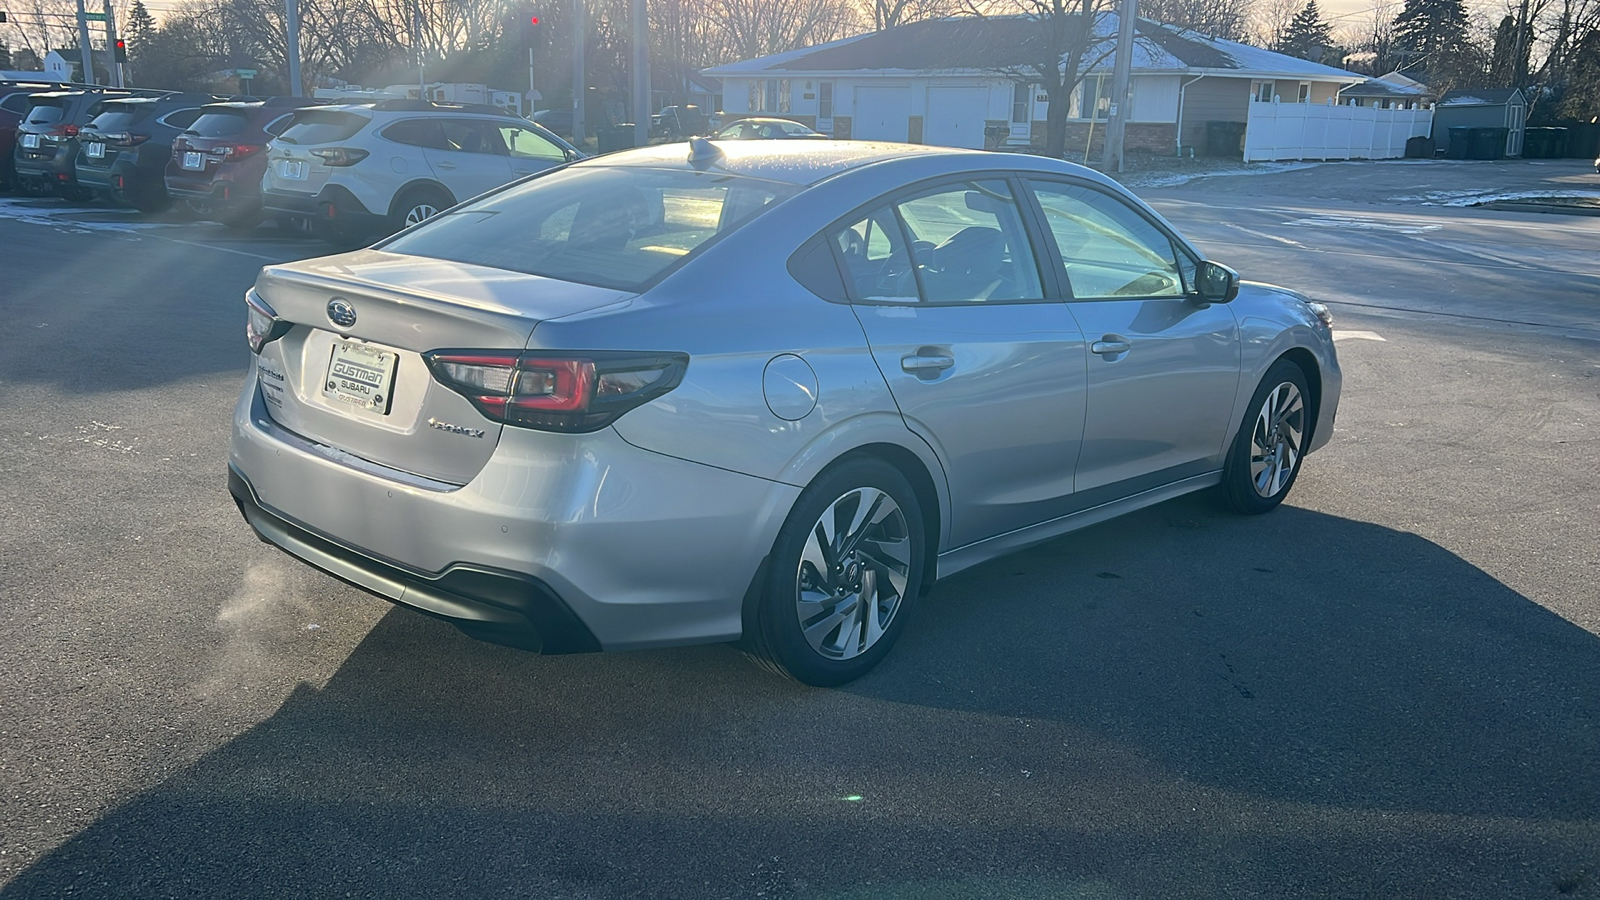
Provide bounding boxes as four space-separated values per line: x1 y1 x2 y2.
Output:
424 350 689 433
310 147 369 166
103 132 149 146
245 291 290 354
64 124 79 137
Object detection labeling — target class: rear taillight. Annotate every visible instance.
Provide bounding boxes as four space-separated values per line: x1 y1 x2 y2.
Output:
424 350 689 433
103 132 149 146
310 147 369 166
245 291 291 354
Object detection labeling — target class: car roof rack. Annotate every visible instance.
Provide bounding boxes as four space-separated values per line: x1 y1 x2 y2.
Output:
369 99 522 118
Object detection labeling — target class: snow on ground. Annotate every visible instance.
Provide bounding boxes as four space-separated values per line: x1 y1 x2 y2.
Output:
1120 161 1328 188
0 197 167 234
1391 188 1600 207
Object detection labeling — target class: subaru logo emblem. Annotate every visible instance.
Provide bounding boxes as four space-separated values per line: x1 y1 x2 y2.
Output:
327 297 357 329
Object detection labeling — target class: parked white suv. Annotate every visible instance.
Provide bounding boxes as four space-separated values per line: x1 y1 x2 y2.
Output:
261 100 581 243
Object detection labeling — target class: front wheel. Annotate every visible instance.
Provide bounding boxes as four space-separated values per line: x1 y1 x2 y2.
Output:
1221 359 1311 514
746 458 926 687
389 185 453 235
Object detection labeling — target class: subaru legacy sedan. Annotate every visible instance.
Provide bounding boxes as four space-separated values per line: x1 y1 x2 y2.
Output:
229 140 1340 686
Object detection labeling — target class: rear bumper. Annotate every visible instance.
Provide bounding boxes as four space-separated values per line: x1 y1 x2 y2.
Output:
228 368 798 652
263 184 386 232
168 172 261 213
230 466 602 654
14 144 75 183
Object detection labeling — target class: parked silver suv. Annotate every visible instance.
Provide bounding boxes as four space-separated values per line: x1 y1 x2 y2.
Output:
260 99 581 243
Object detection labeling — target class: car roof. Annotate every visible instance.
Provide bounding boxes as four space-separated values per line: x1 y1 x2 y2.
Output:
574 140 1114 188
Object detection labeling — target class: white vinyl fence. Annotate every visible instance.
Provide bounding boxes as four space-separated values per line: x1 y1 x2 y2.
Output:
1244 101 1434 162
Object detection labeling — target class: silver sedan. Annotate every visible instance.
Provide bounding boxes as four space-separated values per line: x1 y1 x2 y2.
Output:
228 139 1341 686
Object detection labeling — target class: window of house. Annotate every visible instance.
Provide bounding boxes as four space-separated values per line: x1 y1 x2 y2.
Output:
1298 83 1312 103
764 79 780 112
818 82 833 120
1069 75 1109 120
1254 81 1274 103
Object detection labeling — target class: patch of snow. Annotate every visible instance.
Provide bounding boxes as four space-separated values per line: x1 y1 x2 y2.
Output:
1283 215 1441 233
0 197 166 234
1122 161 1327 188
1392 188 1600 206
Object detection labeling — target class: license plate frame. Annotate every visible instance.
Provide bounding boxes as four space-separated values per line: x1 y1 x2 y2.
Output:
322 340 398 415
85 141 106 159
182 151 204 170
278 159 307 180
21 133 40 149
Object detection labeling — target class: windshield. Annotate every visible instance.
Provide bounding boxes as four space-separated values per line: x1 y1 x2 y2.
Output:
187 110 250 137
382 166 797 291
275 109 368 145
24 101 65 125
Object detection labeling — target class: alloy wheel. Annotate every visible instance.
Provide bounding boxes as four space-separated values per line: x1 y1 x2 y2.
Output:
404 203 440 226
794 487 913 661
1250 381 1305 498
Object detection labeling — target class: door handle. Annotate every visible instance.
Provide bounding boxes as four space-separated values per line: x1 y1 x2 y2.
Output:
436 161 457 169
901 354 955 373
1090 339 1131 356
514 167 538 175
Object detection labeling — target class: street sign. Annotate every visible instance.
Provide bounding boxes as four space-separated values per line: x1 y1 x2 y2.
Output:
83 12 106 21
236 68 257 78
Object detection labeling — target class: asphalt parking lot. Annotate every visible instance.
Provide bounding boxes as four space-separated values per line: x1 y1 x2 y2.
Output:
1 159 1598 898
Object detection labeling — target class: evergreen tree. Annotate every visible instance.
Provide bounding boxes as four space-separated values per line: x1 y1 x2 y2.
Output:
1392 0 1467 61
1279 0 1333 61
127 1 157 54
1487 14 1530 86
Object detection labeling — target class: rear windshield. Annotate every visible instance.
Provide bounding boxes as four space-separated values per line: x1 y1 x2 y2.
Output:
24 101 65 124
87 106 146 131
187 110 249 137
275 110 368 145
381 167 797 291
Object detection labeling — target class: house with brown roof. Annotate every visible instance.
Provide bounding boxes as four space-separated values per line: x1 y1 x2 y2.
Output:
704 15 1366 158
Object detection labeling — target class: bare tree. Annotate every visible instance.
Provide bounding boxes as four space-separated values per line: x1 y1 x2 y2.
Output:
712 0 860 61
1247 0 1299 48
1141 0 1250 41
858 0 960 31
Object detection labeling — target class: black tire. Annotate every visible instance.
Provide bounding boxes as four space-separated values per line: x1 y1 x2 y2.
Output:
311 216 368 248
1221 359 1312 514
746 457 927 687
388 185 453 235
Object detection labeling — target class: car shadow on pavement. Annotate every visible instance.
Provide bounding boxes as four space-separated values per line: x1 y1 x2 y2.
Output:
3 497 1598 899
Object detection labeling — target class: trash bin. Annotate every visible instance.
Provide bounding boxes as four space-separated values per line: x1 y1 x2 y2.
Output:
1445 126 1472 159
1405 135 1436 158
1204 120 1247 158
596 123 639 154
1468 126 1509 160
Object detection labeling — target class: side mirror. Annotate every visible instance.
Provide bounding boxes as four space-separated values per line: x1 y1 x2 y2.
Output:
1195 260 1240 305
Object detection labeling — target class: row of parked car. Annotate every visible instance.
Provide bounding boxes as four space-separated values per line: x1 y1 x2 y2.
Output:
3 79 831 244
2 80 584 243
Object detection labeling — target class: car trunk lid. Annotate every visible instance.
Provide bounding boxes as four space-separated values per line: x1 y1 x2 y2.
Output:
251 250 634 485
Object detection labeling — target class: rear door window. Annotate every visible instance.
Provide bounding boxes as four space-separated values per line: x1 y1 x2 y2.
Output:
275 110 369 145
158 107 203 129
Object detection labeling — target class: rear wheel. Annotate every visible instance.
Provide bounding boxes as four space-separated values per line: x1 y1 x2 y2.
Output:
746 458 926 686
1221 359 1311 514
389 185 453 235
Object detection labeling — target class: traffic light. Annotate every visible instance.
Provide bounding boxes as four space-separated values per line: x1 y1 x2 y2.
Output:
521 13 541 46
113 39 127 62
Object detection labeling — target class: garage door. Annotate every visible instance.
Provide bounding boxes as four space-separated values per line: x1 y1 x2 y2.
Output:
852 86 910 142
924 86 990 149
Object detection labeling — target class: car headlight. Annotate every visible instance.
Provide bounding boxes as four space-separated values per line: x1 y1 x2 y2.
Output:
1305 300 1334 330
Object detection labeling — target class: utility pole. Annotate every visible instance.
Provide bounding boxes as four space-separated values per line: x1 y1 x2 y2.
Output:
1101 0 1137 173
630 0 648 147
572 0 585 144
285 0 303 96
74 0 95 84
101 0 121 87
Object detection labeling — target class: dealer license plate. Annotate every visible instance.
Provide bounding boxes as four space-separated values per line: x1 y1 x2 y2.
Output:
322 340 398 414
278 159 307 180
182 151 204 170
21 133 40 149
85 142 106 159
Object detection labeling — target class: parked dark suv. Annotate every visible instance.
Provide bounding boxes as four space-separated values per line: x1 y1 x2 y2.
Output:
75 92 218 211
166 97 324 228
1 80 78 191
14 90 163 198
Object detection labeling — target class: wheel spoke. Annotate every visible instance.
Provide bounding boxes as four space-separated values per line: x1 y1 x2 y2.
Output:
800 526 835 593
861 570 887 649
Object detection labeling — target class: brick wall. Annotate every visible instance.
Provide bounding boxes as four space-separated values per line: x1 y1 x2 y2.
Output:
1028 122 1177 157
